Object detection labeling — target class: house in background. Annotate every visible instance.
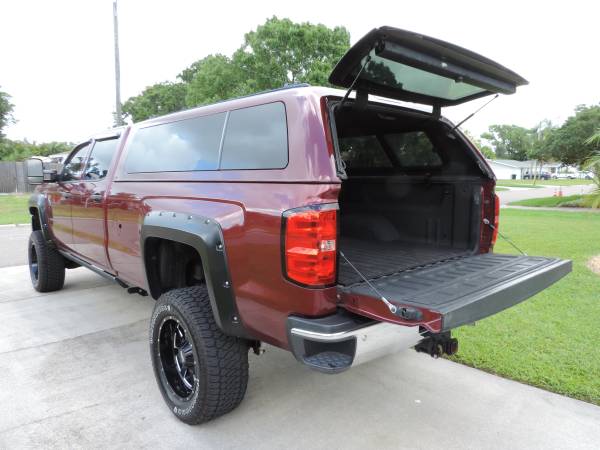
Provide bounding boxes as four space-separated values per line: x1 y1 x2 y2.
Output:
486 159 525 180
485 159 565 180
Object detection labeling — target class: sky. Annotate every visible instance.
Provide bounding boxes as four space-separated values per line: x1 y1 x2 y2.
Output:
2 0 599 144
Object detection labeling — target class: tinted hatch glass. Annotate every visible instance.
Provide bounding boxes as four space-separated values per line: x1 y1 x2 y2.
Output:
329 26 528 107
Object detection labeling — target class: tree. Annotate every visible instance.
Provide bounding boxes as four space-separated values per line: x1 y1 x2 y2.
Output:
122 82 187 122
480 125 532 161
125 18 350 120
182 16 350 103
0 139 72 161
463 130 495 159
545 104 600 165
185 55 246 107
232 17 350 91
527 120 556 184
587 128 600 146
582 130 600 208
0 88 15 139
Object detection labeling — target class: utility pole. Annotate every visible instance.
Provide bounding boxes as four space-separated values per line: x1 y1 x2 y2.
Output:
113 0 124 126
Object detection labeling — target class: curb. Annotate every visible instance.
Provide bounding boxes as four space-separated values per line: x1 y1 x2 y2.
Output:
0 223 31 228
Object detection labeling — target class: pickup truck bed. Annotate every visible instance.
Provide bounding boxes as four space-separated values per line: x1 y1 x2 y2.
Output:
338 238 469 286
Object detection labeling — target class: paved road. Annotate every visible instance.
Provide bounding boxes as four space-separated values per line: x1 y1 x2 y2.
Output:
497 184 595 205
1 264 600 448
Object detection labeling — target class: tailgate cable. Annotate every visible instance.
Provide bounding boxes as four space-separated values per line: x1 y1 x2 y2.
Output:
339 251 423 321
483 218 527 256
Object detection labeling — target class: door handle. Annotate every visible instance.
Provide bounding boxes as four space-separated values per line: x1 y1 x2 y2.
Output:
60 192 71 199
90 193 104 202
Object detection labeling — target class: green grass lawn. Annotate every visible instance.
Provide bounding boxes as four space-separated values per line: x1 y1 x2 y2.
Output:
0 194 30 225
451 208 600 405
497 179 594 188
494 186 509 192
511 194 584 207
510 194 598 209
497 181 543 188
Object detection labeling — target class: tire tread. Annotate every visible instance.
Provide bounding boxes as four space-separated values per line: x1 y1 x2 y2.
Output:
151 286 249 424
29 230 65 292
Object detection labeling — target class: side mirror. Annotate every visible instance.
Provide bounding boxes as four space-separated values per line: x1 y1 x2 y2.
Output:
26 158 44 185
43 169 59 182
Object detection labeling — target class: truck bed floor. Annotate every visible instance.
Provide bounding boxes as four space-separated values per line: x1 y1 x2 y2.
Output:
338 238 470 286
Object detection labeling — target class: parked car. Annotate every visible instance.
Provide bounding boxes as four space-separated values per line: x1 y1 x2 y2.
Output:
553 171 579 179
524 171 551 180
26 26 571 425
578 171 594 180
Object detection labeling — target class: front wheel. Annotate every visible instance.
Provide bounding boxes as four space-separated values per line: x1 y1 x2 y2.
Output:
149 286 249 424
28 230 65 292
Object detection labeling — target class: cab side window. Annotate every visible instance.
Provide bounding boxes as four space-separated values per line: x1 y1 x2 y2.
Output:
62 143 91 181
84 138 120 180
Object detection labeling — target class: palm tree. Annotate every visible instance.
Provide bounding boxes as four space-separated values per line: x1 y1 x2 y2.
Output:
583 129 600 208
586 128 600 146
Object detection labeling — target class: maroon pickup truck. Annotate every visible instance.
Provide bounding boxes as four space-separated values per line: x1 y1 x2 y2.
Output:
26 27 571 424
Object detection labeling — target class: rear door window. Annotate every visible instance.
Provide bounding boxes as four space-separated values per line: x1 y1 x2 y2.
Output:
124 113 227 173
220 102 288 170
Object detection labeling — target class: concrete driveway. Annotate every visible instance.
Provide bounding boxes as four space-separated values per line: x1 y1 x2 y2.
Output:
1 229 600 448
0 224 30 267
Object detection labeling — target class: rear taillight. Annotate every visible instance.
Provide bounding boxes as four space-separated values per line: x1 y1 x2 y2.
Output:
480 183 500 253
283 205 337 287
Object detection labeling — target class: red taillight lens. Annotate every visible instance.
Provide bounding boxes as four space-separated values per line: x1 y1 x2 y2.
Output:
283 207 337 286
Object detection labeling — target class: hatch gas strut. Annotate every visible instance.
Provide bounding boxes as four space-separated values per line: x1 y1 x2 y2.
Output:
339 251 422 321
450 94 499 133
339 55 372 109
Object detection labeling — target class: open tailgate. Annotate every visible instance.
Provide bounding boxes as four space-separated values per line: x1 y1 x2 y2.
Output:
342 253 571 332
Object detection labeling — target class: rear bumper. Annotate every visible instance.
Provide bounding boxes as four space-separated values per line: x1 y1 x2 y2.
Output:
287 310 423 373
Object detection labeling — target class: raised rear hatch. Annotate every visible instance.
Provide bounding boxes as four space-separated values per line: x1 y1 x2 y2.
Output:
329 26 528 107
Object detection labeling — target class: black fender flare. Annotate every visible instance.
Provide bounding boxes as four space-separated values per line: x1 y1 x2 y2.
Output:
140 210 251 339
28 192 53 241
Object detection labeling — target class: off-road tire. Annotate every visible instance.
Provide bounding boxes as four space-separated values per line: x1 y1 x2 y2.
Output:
28 230 65 292
149 285 249 424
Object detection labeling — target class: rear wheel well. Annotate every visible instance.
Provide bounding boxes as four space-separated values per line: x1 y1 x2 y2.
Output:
144 237 205 299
